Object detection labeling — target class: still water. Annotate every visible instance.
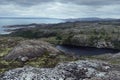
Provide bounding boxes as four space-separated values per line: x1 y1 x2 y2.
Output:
56 45 120 56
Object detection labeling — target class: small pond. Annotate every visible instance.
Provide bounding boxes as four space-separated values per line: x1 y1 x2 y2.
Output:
56 45 120 56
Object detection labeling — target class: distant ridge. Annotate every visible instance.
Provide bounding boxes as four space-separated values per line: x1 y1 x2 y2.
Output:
0 17 120 22
65 17 119 22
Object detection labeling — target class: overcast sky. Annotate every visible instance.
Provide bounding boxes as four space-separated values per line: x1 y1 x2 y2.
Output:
0 0 120 19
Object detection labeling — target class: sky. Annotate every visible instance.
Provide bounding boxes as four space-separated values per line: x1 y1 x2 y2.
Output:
0 0 120 19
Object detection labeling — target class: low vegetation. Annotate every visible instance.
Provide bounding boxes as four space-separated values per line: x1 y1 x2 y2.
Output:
0 37 77 73
9 21 120 49
0 21 120 73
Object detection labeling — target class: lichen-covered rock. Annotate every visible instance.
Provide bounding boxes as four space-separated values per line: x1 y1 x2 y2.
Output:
1 60 120 80
4 40 61 61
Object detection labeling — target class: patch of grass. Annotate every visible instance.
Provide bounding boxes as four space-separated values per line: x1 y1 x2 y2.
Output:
0 48 12 57
79 55 120 66
109 59 120 65
40 37 62 45
25 52 77 68
0 59 22 73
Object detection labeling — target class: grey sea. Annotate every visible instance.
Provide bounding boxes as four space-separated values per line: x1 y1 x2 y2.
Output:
0 18 64 34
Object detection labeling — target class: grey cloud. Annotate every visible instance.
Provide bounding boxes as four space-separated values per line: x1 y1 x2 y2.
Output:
0 0 120 18
0 0 120 6
0 0 55 6
59 0 120 6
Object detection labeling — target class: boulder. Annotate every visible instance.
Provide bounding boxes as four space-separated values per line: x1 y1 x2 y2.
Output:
4 40 61 61
1 60 120 80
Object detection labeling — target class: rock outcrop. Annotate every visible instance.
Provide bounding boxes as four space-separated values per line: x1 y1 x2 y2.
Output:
1 60 120 80
4 40 61 61
62 34 120 50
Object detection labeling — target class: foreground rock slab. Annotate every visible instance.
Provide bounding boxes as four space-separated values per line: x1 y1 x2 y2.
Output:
1 60 120 80
4 40 61 61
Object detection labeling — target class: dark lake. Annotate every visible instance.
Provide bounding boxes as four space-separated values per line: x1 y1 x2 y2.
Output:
56 45 120 56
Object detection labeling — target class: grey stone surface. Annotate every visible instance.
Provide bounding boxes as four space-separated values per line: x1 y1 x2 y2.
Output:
1 60 120 80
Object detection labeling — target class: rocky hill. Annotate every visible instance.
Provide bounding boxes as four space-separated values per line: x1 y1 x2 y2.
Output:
4 40 61 61
0 39 76 73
